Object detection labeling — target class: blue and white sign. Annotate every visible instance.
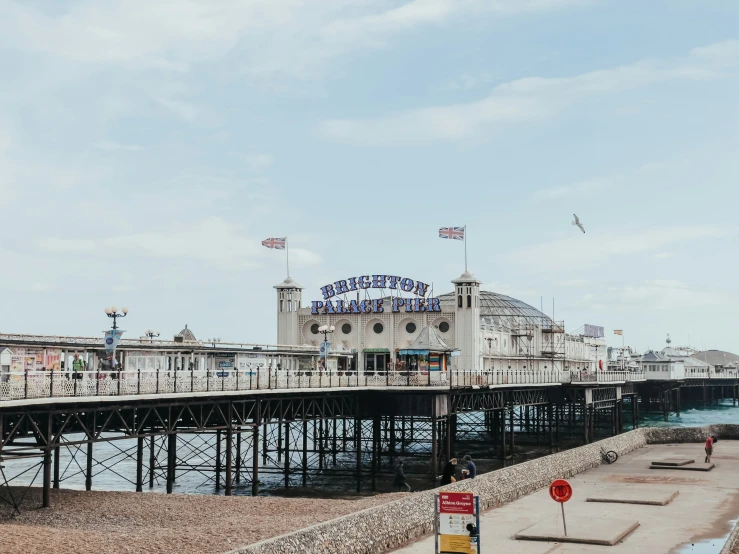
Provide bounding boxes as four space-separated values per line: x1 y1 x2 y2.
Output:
103 330 124 354
319 341 330 357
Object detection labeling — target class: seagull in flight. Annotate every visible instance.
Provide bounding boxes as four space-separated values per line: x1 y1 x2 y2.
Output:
572 214 585 233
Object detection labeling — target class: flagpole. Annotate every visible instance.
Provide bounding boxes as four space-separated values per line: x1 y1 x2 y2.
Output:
286 238 290 278
464 225 468 272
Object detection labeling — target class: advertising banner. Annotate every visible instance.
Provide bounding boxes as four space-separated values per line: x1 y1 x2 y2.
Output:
238 354 266 374
104 330 124 354
436 492 480 554
214 352 235 377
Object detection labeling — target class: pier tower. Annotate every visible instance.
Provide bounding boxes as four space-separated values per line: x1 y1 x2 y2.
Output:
452 271 481 371
275 277 303 345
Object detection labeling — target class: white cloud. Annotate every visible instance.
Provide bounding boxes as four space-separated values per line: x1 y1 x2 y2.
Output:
533 177 614 200
317 40 739 145
34 217 323 268
435 72 497 92
653 252 675 260
94 141 143 152
580 280 724 311
0 0 592 84
505 225 728 272
243 153 275 173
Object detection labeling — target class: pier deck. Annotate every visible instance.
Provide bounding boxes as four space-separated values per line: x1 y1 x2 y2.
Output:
393 442 739 553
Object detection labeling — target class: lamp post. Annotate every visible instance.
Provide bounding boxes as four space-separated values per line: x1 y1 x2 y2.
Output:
104 306 128 330
207 338 221 348
318 325 334 371
143 330 160 341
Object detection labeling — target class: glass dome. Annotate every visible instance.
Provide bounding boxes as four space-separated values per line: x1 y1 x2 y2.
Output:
438 290 552 328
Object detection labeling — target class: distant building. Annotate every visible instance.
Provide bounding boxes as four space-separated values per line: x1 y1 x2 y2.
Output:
691 350 739 372
641 351 685 380
174 325 198 344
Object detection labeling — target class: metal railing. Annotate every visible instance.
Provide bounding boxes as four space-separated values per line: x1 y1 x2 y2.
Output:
568 371 646 383
451 370 564 387
682 370 739 379
0 369 455 401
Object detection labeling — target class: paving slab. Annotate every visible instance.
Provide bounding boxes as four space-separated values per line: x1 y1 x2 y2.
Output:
651 459 694 466
650 462 715 471
586 489 679 506
515 517 640 546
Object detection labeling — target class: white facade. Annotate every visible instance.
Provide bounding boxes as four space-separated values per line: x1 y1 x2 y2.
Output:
276 271 605 374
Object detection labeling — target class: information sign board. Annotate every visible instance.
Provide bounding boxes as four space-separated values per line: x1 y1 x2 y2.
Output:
435 492 480 554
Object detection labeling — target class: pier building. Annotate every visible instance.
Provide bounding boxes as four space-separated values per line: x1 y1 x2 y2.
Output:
278 270 607 376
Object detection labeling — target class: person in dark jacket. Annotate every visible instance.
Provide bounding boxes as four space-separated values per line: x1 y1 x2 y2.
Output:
394 460 411 492
440 457 457 485
463 455 477 479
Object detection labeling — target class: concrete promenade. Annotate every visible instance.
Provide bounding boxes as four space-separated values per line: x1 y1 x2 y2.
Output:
393 442 739 553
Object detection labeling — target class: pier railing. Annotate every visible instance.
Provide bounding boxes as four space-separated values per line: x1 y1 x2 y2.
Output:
0 369 456 401
568 371 646 383
0 368 655 402
451 370 564 387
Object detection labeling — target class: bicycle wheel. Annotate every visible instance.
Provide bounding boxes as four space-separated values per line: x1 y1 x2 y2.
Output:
605 451 618 464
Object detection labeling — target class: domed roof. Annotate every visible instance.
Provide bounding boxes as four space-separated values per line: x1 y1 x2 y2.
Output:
438 290 552 328
691 350 739 367
274 276 303 289
175 324 197 342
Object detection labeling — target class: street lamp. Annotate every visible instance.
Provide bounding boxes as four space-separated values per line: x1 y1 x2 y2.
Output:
207 338 221 348
104 306 128 330
143 330 160 340
318 325 335 371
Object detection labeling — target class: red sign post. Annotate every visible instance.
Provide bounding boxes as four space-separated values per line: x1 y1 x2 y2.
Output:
549 479 572 536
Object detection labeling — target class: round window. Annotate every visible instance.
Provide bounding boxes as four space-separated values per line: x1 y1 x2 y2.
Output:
342 323 352 334
373 322 384 334
439 321 450 333
405 322 417 334
310 323 319 335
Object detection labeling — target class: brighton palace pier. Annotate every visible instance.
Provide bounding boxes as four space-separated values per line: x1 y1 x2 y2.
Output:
1 270 737 513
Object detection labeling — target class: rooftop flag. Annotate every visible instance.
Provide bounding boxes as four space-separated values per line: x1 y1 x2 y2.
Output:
262 237 290 277
614 330 623 336
439 227 465 240
262 237 286 250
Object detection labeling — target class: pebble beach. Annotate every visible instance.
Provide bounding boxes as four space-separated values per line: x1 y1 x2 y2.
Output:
0 488 409 554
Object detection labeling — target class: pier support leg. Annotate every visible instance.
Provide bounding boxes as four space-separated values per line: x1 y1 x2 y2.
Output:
431 410 438 488
253 400 261 496
42 414 53 508
355 418 362 493
136 436 144 492
509 408 515 463
215 430 222 492
371 416 380 491
583 403 589 445
86 440 93 491
548 404 554 453
302 420 308 487
284 422 290 489
501 410 507 466
333 418 339 467
149 435 156 488
166 433 176 494
225 428 233 496
235 431 242 485
53 444 61 489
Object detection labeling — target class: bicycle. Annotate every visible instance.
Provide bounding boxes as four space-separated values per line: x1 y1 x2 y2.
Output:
600 447 618 464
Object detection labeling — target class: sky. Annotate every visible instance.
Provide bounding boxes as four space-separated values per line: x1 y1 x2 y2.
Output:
0 0 737 353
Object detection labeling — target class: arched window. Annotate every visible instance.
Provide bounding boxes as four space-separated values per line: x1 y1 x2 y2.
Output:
280 300 284 312
457 295 462 308
467 295 472 308
287 300 292 312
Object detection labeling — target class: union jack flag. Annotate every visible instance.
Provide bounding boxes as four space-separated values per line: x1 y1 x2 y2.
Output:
439 227 465 240
261 237 286 250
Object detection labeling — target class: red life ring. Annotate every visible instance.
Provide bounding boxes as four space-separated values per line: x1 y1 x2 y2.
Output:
598 359 603 371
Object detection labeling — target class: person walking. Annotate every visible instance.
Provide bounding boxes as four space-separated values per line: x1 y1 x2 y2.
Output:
440 457 457 485
394 460 411 492
705 435 717 463
71 353 86 380
463 455 477 479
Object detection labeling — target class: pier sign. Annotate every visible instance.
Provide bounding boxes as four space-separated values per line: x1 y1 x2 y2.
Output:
312 274 441 315
435 492 480 554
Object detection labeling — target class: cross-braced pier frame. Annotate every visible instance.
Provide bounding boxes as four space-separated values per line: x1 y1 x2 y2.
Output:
2 377 738 515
